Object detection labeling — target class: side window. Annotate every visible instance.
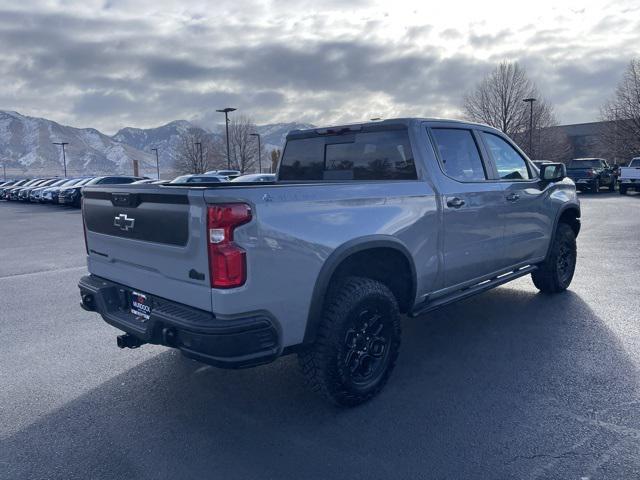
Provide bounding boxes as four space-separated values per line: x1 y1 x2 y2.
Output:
482 132 532 180
430 128 486 182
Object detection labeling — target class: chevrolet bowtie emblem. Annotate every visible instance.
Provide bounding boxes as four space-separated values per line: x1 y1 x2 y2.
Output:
114 213 135 232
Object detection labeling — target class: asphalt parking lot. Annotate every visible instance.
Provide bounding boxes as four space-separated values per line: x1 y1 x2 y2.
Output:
1 193 639 480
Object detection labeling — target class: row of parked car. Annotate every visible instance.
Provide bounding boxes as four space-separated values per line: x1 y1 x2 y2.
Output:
0 171 277 208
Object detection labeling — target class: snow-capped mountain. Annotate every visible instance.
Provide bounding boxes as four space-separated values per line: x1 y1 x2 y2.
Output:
0 110 315 177
112 120 316 159
256 122 316 152
0 110 154 176
112 120 208 170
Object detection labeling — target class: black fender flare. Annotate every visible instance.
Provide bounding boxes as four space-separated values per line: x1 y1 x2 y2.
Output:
302 235 417 344
546 203 581 258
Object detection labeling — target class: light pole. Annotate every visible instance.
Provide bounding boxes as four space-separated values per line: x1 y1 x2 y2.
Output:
216 107 236 169
523 98 536 158
194 142 203 171
250 133 262 173
151 148 160 179
613 107 621 165
52 142 69 177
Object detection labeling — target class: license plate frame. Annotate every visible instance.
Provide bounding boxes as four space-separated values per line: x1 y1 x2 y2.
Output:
130 290 152 320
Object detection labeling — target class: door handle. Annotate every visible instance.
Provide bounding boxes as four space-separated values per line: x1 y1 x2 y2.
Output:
446 197 465 209
506 192 520 202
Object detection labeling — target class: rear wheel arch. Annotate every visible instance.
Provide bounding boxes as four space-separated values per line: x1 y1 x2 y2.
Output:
303 237 416 344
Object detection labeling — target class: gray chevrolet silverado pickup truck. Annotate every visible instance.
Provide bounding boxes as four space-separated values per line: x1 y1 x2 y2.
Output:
78 118 580 406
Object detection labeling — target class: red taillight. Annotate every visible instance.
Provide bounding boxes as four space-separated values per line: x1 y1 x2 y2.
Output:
207 203 252 288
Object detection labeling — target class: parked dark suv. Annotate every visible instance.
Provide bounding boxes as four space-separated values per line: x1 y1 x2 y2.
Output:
567 158 616 193
58 176 143 207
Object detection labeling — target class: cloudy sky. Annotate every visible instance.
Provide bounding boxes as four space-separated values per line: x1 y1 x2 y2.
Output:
0 0 638 133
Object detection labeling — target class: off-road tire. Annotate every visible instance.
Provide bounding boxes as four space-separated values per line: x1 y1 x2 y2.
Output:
298 276 401 407
620 185 627 195
532 223 577 293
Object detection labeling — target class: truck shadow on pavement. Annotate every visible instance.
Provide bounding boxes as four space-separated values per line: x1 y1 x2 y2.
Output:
2 286 638 480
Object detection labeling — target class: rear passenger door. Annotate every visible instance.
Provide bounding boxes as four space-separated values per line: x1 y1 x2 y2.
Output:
427 125 506 288
478 131 549 267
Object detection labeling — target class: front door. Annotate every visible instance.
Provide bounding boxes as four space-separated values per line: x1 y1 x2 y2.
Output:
428 126 506 288
479 131 550 267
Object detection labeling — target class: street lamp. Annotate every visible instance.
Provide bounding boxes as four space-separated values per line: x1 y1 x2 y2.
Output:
522 98 536 157
52 142 69 177
151 148 160 179
250 133 262 173
216 107 236 169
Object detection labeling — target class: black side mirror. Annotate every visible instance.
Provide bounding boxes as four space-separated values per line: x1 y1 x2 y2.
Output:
539 163 566 182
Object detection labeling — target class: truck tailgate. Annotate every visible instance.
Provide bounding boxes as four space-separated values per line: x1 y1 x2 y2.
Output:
567 169 592 179
82 185 212 312
620 167 640 180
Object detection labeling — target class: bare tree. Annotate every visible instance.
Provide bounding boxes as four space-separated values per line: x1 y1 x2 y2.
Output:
174 128 225 174
228 115 259 174
463 61 559 158
270 148 281 173
599 58 640 163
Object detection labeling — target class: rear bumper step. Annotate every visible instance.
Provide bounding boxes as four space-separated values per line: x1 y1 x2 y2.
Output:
78 275 281 369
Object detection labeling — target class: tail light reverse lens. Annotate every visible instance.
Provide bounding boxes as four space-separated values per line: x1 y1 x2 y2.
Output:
207 203 252 288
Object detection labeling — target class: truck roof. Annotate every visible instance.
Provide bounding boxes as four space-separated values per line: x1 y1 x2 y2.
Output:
287 117 500 139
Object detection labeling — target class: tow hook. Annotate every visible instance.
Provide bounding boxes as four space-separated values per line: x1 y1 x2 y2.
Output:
116 333 145 349
162 327 177 347
80 293 96 311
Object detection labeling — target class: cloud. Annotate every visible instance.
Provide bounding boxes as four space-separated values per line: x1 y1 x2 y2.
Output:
468 29 511 48
0 1 637 133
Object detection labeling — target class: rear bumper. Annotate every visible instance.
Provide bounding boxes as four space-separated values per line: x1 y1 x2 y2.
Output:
78 274 281 368
571 178 596 188
620 180 640 188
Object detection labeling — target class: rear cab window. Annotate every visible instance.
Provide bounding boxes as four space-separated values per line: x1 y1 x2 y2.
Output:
430 128 487 182
278 127 417 181
568 159 602 169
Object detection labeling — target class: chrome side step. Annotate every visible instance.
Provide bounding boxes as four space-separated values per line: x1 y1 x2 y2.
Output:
409 265 538 318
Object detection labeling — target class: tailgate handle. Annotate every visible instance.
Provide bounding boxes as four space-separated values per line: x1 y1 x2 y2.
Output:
112 193 139 207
